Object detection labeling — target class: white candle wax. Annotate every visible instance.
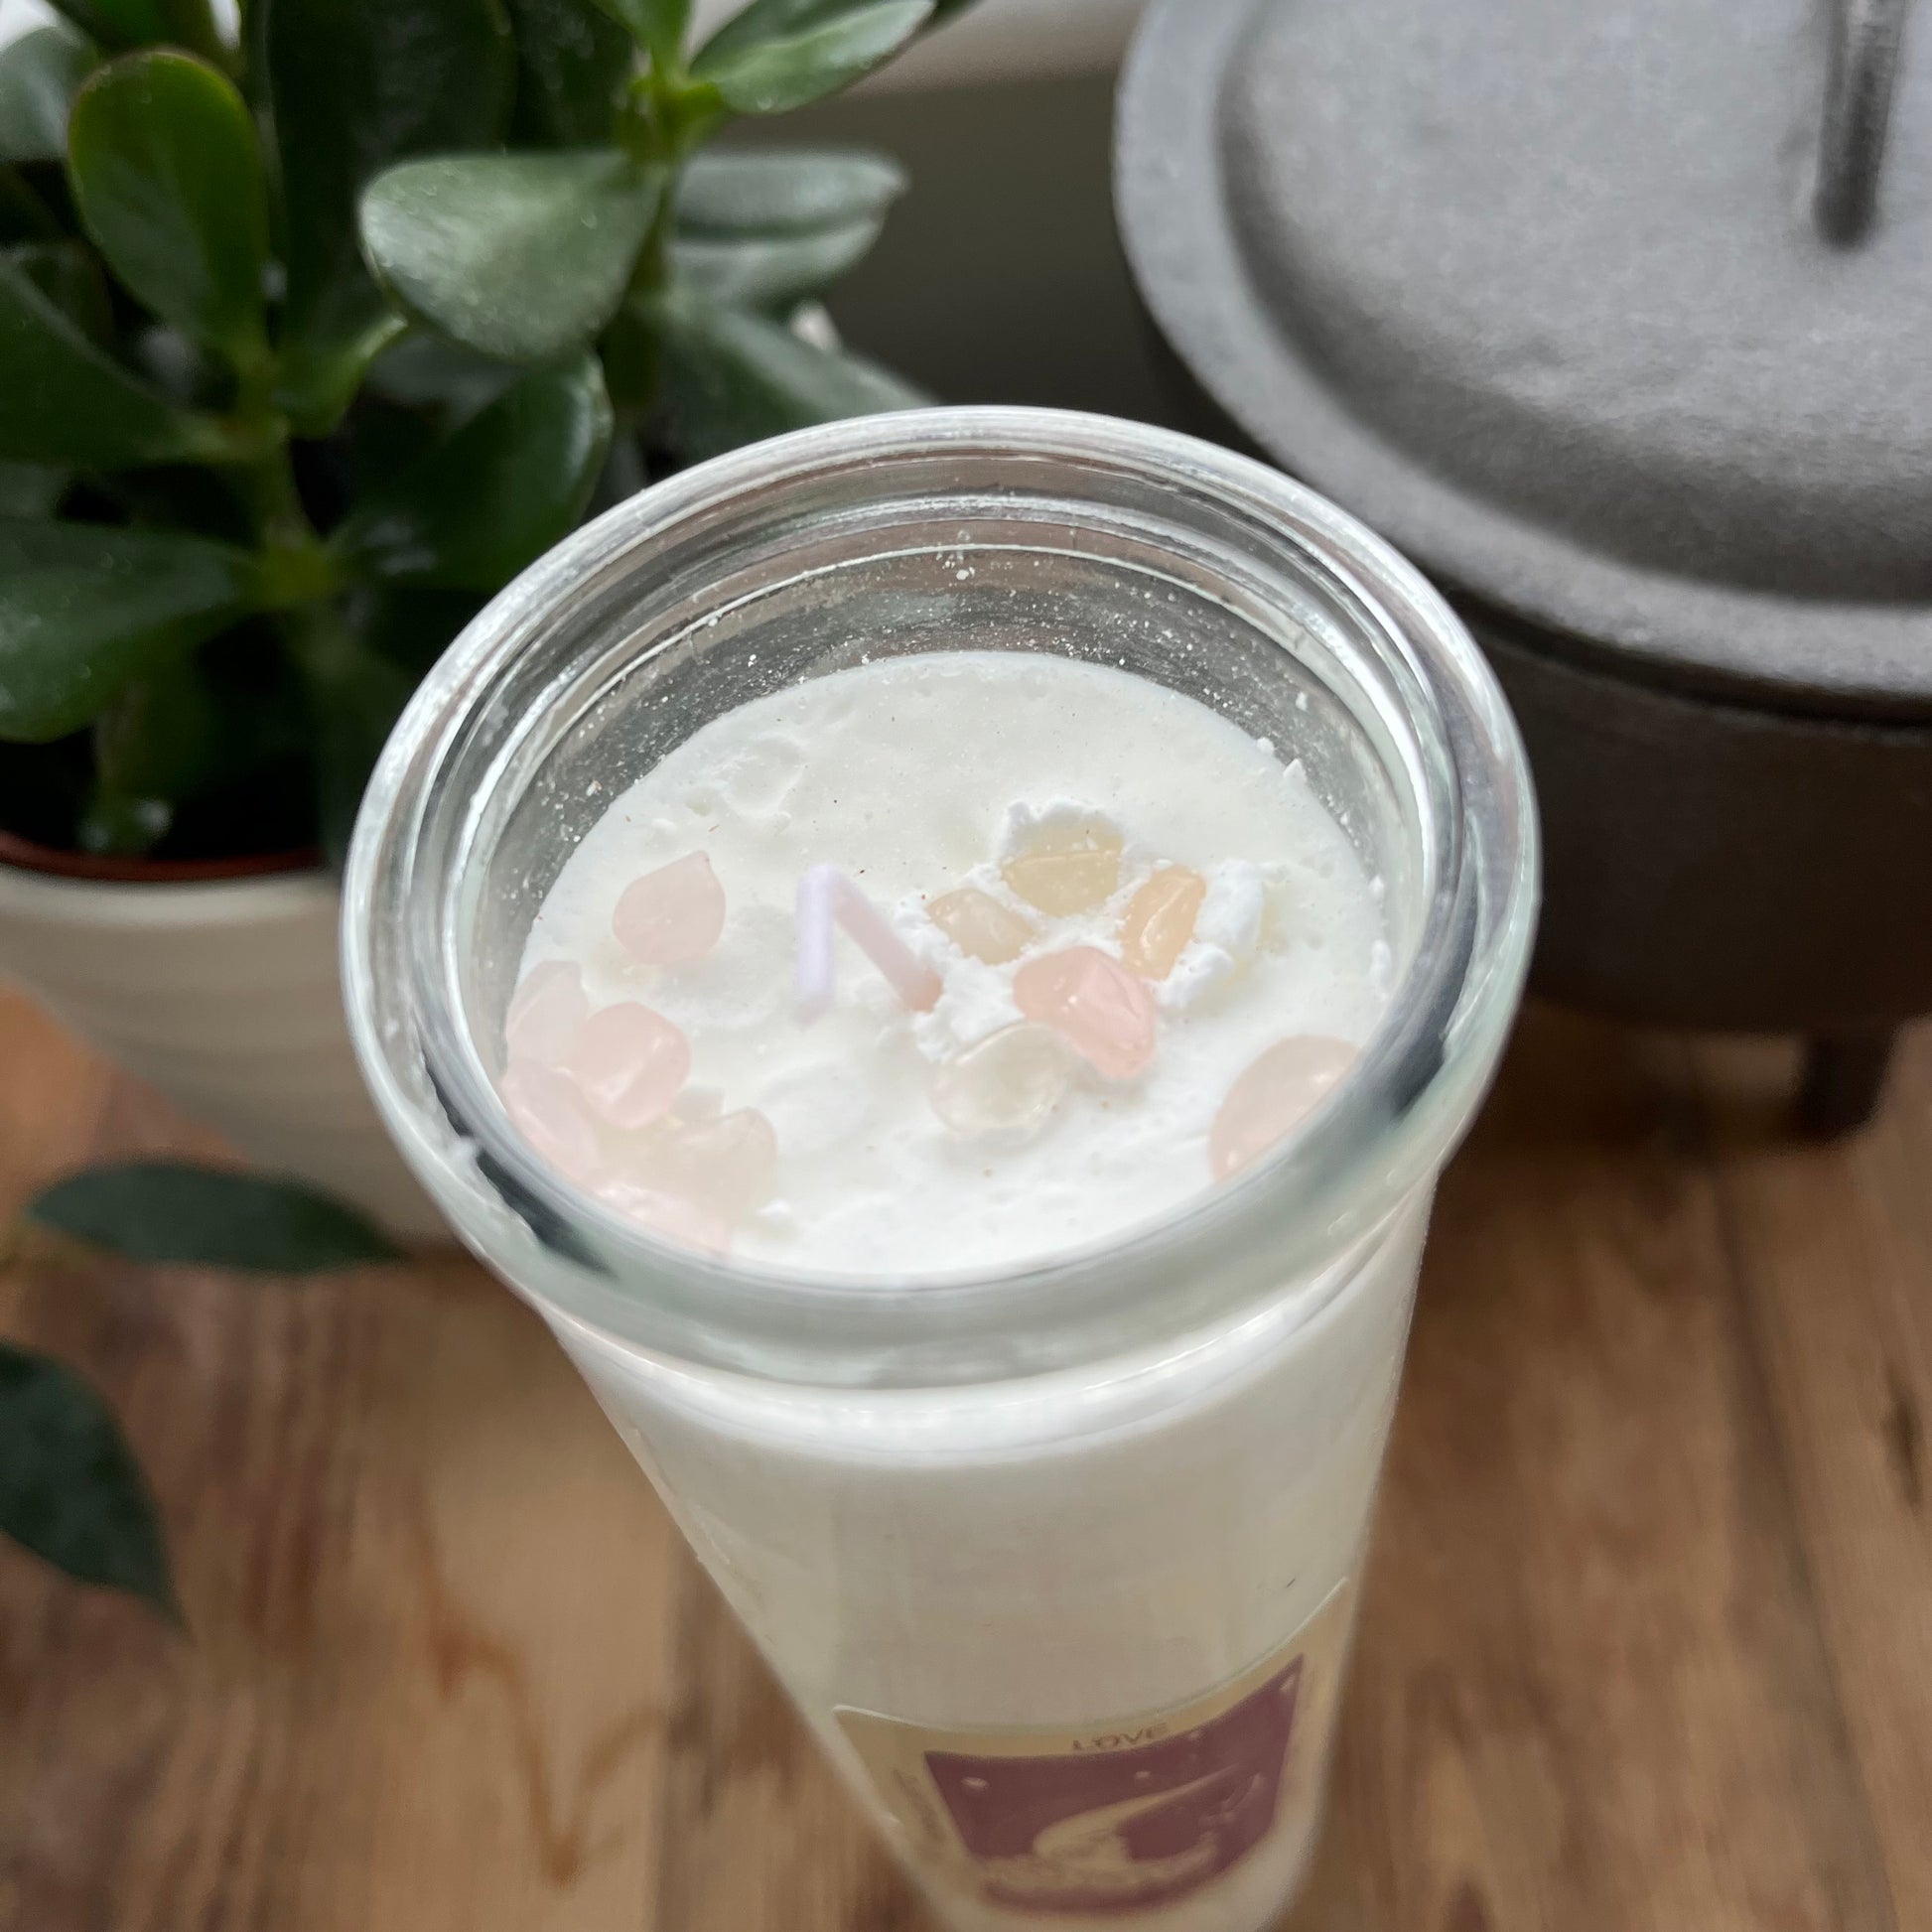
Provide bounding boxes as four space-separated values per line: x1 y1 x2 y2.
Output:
512 649 1392 1276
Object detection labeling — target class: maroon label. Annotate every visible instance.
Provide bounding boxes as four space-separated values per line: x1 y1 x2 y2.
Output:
837 1582 1354 1922
923 1660 1302 1916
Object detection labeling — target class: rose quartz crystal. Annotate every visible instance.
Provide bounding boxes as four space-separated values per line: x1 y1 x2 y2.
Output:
1013 946 1158 1080
928 1023 1073 1138
500 1059 603 1180
504 959 590 1063
1119 866 1206 980
1000 816 1123 916
566 1001 691 1129
613 852 726 966
1209 1035 1360 1180
625 1106 778 1218
926 887 1035 965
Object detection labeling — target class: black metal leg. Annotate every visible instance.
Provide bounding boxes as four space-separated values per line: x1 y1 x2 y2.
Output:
1797 1029 1897 1137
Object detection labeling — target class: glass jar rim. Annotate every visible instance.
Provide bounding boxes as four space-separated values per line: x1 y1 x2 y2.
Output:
343 407 1538 1387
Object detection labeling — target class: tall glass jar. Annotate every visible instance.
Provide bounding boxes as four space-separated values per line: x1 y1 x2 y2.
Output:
343 408 1537 1932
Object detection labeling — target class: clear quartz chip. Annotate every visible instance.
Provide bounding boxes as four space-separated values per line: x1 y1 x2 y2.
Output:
1120 865 1207 980
613 851 726 966
566 1002 692 1129
1209 1035 1360 1180
1000 815 1124 915
928 1023 1073 1138
504 959 590 1064
1013 945 1159 1080
927 887 1035 965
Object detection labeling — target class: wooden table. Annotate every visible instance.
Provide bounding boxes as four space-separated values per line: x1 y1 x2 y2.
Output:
2 991 1928 1932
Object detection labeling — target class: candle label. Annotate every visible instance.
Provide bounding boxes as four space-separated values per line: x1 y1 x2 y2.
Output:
836 1581 1354 1919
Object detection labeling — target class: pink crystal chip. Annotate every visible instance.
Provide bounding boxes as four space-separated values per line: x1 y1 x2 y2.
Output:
1012 946 1158 1081
504 959 590 1064
627 1106 778 1218
1209 1035 1360 1181
500 1059 603 1180
613 852 726 966
566 1001 691 1129
594 1176 734 1255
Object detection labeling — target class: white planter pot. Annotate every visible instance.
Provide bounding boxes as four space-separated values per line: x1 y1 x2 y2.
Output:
0 862 442 1240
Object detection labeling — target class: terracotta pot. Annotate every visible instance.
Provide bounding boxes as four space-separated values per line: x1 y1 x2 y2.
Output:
0 834 443 1239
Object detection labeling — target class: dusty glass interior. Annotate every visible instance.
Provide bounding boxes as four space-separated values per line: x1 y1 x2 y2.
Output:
345 409 1536 1387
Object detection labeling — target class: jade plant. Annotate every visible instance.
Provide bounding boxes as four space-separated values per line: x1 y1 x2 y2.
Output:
0 0 962 863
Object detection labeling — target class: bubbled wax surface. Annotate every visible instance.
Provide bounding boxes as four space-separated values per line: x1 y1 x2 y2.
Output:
514 651 1392 1277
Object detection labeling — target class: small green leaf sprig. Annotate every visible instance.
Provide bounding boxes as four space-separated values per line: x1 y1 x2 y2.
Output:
2 1162 399 1620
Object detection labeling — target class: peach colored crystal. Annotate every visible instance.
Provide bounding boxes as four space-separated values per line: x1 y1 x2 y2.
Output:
1210 1036 1360 1180
566 1002 691 1129
1013 946 1158 1080
1119 866 1207 980
500 1058 603 1180
929 1023 1073 1138
504 959 591 1064
926 887 1035 965
1000 815 1123 915
613 852 726 965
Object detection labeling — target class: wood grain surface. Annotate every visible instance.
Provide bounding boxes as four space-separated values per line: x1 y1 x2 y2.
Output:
1 991 1926 1932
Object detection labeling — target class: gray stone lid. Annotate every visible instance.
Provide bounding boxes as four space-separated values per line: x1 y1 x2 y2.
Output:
1116 0 1932 716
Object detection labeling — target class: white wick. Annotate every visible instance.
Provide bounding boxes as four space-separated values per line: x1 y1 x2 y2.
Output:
795 864 943 1022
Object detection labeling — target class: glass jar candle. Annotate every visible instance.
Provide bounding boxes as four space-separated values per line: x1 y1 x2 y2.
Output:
343 408 1538 1932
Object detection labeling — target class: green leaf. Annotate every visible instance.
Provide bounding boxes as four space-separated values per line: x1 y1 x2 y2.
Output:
0 1341 177 1618
30 1161 399 1269
650 290 922 461
93 646 289 807
293 586 477 859
0 24 97 166
12 238 114 345
47 0 224 62
316 652 412 861
693 0 929 112
68 53 269 367
273 311 407 438
695 0 942 68
505 0 632 146
333 352 611 588
360 151 662 362
591 0 687 68
268 0 514 389
0 520 258 740
674 145 902 236
672 220 879 309
0 254 236 466
364 330 522 416
0 462 67 516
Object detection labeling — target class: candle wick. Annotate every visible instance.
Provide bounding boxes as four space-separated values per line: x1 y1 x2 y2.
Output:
795 865 942 1022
